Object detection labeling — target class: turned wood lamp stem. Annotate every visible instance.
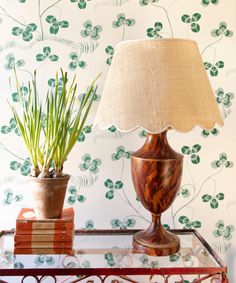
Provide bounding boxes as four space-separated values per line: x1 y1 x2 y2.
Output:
131 130 183 256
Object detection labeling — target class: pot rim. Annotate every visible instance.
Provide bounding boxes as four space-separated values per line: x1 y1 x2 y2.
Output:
27 174 70 183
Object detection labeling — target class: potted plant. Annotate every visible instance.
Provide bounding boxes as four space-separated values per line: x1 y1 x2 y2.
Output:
10 69 100 219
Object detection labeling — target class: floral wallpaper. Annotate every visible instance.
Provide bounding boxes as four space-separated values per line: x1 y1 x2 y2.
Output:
0 0 235 282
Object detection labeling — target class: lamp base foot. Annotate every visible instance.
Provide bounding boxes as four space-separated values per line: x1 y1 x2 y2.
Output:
133 229 180 256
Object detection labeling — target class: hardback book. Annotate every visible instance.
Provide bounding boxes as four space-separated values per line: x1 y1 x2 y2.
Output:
15 229 74 235
14 241 73 248
15 207 74 231
14 248 73 255
14 233 73 242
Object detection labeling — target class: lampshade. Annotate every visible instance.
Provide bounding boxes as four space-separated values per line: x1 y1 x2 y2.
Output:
94 39 223 133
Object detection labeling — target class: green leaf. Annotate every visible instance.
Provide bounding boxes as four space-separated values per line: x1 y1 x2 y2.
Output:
26 23 37 32
169 254 180 262
210 66 218 76
111 218 121 228
1 125 11 134
77 132 85 142
139 0 149 6
46 15 57 23
36 54 46 62
78 61 87 68
104 179 113 188
12 92 19 102
215 61 224 68
181 146 191 155
191 154 200 164
12 27 23 36
43 46 51 56
126 218 136 227
181 14 191 23
59 21 69 28
204 62 212 70
10 161 21 170
50 23 59 34
69 186 77 194
9 118 17 129
67 195 76 205
77 195 86 202
216 192 224 200
179 215 189 224
191 22 200 32
22 31 33 41
202 194 212 202
192 144 201 153
115 181 123 189
191 221 201 228
154 21 163 31
225 161 233 168
192 13 201 22
106 190 114 199
78 0 86 9
105 45 114 55
85 220 94 230
125 18 136 27
49 55 59 62
69 61 78 71
210 198 219 209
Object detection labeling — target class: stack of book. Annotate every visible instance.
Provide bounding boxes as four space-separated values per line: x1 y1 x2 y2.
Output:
14 207 74 254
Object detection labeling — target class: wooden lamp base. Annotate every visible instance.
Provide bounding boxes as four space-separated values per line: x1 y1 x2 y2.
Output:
131 131 183 256
133 214 180 256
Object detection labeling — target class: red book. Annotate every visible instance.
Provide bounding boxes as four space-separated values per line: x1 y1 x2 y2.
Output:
15 229 74 235
14 248 73 255
14 233 73 242
14 241 73 248
16 208 74 231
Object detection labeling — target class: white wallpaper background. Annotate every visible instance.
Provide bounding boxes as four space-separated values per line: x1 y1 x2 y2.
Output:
0 0 235 282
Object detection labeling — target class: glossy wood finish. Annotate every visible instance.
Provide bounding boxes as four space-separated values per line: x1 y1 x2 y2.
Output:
131 131 183 256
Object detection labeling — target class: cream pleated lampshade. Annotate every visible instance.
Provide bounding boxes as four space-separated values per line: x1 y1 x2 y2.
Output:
94 39 223 133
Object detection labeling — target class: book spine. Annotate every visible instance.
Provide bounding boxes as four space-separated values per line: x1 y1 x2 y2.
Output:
15 229 73 235
14 233 73 242
14 241 73 248
16 222 73 230
14 248 73 255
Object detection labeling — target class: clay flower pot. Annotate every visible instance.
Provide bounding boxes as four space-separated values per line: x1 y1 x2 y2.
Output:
29 175 70 219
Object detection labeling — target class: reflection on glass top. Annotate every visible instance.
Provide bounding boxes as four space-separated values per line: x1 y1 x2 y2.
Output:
0 231 220 270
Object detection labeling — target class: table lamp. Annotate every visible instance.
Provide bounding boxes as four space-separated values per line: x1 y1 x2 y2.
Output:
94 39 223 256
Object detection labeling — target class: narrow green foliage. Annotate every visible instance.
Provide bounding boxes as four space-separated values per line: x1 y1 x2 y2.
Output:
9 69 100 178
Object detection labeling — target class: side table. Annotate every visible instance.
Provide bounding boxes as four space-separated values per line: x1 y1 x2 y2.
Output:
0 229 228 283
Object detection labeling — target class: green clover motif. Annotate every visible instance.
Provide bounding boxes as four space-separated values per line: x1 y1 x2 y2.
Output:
181 13 201 33
169 253 180 262
10 158 31 176
14 262 24 269
35 255 55 266
204 60 224 77
48 77 65 95
12 23 37 41
202 192 224 209
178 186 190 198
211 22 233 37
105 45 115 65
46 15 69 34
146 22 163 38
79 154 101 174
36 47 58 62
4 53 25 70
111 218 136 229
213 220 234 240
77 125 92 142
70 0 91 9
139 0 159 6
67 186 86 205
201 0 220 6
139 255 159 268
111 146 132 161
201 128 219 138
104 179 123 200
80 20 102 41
108 125 117 133
211 153 233 169
1 117 20 136
3 189 23 206
178 216 201 229
112 13 136 28
78 86 100 102
215 88 234 108
68 52 87 71
181 144 201 164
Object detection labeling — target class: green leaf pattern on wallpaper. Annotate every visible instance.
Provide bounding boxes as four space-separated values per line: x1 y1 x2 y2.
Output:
0 0 235 271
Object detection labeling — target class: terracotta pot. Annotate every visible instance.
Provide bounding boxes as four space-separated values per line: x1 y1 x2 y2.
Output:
29 174 70 219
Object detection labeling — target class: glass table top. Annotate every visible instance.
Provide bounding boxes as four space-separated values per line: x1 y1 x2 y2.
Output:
0 229 226 276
